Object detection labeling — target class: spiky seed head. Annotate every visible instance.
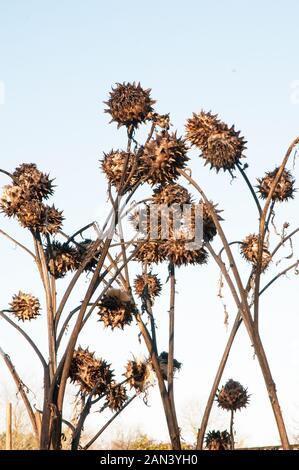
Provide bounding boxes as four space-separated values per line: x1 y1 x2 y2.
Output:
240 234 271 271
12 163 54 200
160 238 208 267
0 185 25 217
16 200 44 228
257 167 295 201
101 150 140 192
217 379 250 411
185 111 246 172
134 273 162 299
201 203 217 242
97 289 134 330
10 292 40 321
203 127 245 172
40 205 63 234
185 111 220 148
76 239 100 271
158 351 182 381
140 131 189 185
104 383 128 412
16 201 63 234
183 201 223 243
129 206 156 237
205 430 231 450
45 241 78 279
69 347 114 396
134 241 167 264
130 204 178 240
124 359 152 392
104 82 155 128
152 184 192 206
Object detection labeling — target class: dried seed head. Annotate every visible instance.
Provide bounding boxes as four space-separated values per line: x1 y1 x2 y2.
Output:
0 185 26 217
10 291 40 321
69 347 113 396
134 273 162 300
13 163 54 200
124 358 152 392
152 184 192 206
217 379 250 411
158 351 182 381
105 82 155 128
40 205 63 234
104 383 128 412
97 289 135 330
160 238 208 267
186 111 246 172
140 131 189 185
183 201 222 243
45 241 78 279
240 234 271 271
257 167 295 201
101 150 140 192
186 111 220 148
134 241 167 264
17 201 63 234
205 430 231 450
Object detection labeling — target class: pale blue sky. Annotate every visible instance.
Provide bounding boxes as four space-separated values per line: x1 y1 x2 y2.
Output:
1 0 299 447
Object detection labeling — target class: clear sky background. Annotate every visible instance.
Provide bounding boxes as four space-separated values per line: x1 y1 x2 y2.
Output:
0 0 299 447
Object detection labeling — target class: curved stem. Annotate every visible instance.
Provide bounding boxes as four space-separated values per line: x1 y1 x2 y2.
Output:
0 311 47 369
83 394 137 450
218 241 242 258
0 168 13 178
56 305 81 348
0 229 35 259
0 347 39 442
254 138 299 330
272 227 299 258
260 261 299 295
236 163 262 216
59 223 95 245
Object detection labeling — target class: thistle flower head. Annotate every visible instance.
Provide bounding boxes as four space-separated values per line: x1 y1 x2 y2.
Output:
69 347 114 396
217 379 250 411
140 131 189 185
104 82 155 128
257 167 295 201
124 358 153 392
205 430 231 450
12 163 54 200
10 291 40 321
97 289 135 330
186 111 246 172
